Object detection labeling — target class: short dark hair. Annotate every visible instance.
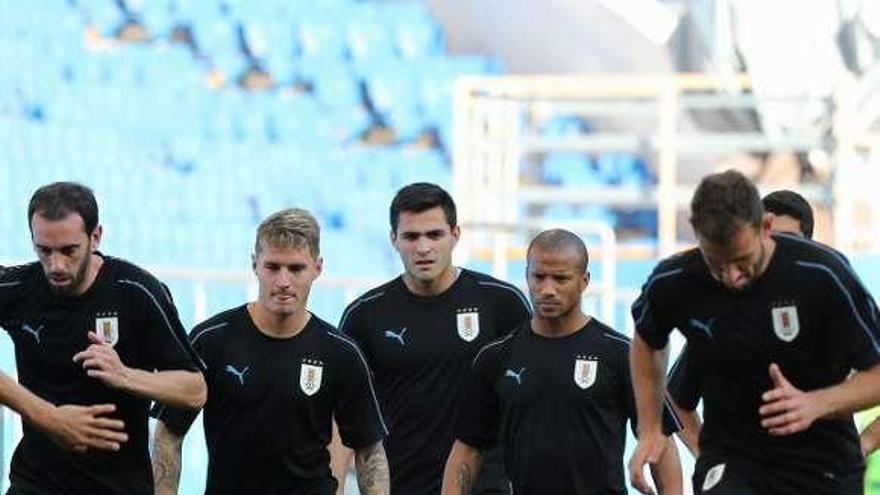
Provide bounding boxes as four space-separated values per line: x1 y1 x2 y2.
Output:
389 182 457 233
690 170 763 244
527 229 589 273
762 190 814 239
28 182 99 235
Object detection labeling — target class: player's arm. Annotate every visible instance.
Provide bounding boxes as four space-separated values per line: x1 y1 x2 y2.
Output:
648 436 682 495
628 333 671 495
861 416 880 457
73 331 207 409
0 371 127 452
329 417 354 495
151 420 184 495
670 401 700 458
353 440 389 495
441 440 484 495
761 362 880 435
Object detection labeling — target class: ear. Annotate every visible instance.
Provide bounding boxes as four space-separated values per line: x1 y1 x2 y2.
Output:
90 225 103 251
251 253 257 273
582 270 591 292
450 224 461 245
389 229 397 245
760 213 774 235
314 256 323 278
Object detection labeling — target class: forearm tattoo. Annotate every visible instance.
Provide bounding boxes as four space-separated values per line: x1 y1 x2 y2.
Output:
355 442 390 495
151 427 182 495
456 463 474 494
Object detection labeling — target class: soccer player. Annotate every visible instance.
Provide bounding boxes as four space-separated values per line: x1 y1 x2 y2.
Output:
629 170 880 495
668 189 816 455
151 208 389 495
442 229 682 495
0 181 206 494
334 183 531 495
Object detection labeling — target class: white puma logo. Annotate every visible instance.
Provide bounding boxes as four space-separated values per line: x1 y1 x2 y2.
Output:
383 328 408 346
224 365 250 385
21 323 43 344
505 367 526 385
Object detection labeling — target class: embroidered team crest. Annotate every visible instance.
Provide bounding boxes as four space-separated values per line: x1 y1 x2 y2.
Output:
456 309 480 342
299 360 324 396
95 313 119 347
702 463 726 491
771 305 800 342
573 357 598 389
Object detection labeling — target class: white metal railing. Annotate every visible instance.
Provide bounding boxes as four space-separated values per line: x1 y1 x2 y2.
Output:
452 73 836 257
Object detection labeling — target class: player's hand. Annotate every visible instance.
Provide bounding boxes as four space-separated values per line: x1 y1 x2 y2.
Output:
43 403 128 452
73 332 131 390
628 430 665 495
759 363 821 435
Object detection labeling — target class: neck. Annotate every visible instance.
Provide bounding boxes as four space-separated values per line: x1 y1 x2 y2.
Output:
247 303 311 338
402 266 458 296
756 236 777 278
531 312 590 338
75 253 104 295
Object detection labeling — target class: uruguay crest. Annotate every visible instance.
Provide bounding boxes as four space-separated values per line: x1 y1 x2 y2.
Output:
574 357 598 389
299 361 324 396
456 309 480 342
771 305 800 342
95 313 119 347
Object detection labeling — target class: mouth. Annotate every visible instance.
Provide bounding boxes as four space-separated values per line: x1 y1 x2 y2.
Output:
273 294 295 302
414 260 434 269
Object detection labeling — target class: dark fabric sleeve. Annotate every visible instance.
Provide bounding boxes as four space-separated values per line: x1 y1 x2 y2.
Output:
667 345 701 410
623 343 682 437
820 261 880 371
149 323 210 435
454 347 501 450
129 277 202 372
332 334 387 450
631 267 677 350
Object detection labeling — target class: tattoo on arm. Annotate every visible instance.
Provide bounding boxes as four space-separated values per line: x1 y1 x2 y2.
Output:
151 422 183 495
456 463 474 494
355 441 390 495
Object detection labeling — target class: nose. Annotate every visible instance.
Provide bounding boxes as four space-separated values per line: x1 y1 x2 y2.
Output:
414 237 432 255
720 264 746 287
47 253 66 273
276 269 293 288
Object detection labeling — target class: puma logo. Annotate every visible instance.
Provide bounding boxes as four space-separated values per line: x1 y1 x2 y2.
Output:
505 367 526 385
383 328 408 346
224 365 250 385
21 323 44 344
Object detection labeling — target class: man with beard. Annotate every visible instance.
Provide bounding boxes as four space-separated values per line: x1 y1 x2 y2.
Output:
629 170 880 495
0 181 206 494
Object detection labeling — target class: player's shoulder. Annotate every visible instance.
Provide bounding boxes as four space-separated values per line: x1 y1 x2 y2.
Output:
105 255 171 297
593 320 631 351
189 305 245 345
643 248 700 289
473 323 523 364
0 262 40 286
774 233 851 271
463 269 529 304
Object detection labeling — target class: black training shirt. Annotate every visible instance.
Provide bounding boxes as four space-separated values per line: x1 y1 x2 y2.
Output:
154 305 387 495
455 319 680 495
339 269 530 495
633 234 880 476
0 255 199 495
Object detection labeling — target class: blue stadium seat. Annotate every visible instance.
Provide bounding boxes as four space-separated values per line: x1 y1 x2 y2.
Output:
295 14 347 61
